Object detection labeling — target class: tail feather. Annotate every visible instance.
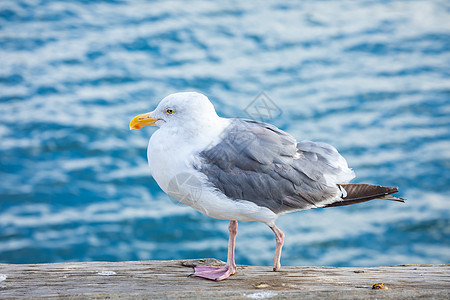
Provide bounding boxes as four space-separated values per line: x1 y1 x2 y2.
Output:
324 184 405 208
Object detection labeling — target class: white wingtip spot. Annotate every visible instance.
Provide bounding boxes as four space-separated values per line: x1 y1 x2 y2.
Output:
338 184 348 198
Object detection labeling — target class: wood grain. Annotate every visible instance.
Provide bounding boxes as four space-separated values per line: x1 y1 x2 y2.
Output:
0 260 448 299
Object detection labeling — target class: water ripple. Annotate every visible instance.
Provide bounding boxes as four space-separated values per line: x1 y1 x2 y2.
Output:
0 0 448 266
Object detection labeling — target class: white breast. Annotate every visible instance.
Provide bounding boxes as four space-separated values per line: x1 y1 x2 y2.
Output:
146 118 278 225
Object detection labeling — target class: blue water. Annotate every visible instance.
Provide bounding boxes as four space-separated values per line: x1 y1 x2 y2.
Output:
0 0 449 267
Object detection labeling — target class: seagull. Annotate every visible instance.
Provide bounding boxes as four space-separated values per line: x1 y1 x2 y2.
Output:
129 92 404 281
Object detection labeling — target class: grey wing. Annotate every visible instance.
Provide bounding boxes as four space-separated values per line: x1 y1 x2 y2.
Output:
194 119 355 214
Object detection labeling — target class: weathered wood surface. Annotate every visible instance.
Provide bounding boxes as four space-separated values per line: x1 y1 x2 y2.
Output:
0 259 448 299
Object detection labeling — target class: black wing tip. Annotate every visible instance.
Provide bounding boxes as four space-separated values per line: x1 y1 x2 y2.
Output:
386 186 406 202
340 183 405 202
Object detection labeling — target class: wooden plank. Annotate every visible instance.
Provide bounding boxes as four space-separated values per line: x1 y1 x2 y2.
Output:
0 259 449 299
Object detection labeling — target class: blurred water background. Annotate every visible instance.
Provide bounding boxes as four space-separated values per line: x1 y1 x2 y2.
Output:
0 0 449 267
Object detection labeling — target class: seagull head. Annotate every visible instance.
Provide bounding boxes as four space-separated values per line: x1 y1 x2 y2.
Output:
130 92 220 130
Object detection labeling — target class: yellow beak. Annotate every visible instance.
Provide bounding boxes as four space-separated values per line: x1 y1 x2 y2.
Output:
129 112 159 130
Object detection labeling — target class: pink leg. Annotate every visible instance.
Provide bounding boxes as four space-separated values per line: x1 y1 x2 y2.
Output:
269 224 285 271
190 220 238 281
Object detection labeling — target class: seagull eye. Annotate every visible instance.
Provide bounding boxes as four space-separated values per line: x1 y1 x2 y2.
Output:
166 108 174 114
